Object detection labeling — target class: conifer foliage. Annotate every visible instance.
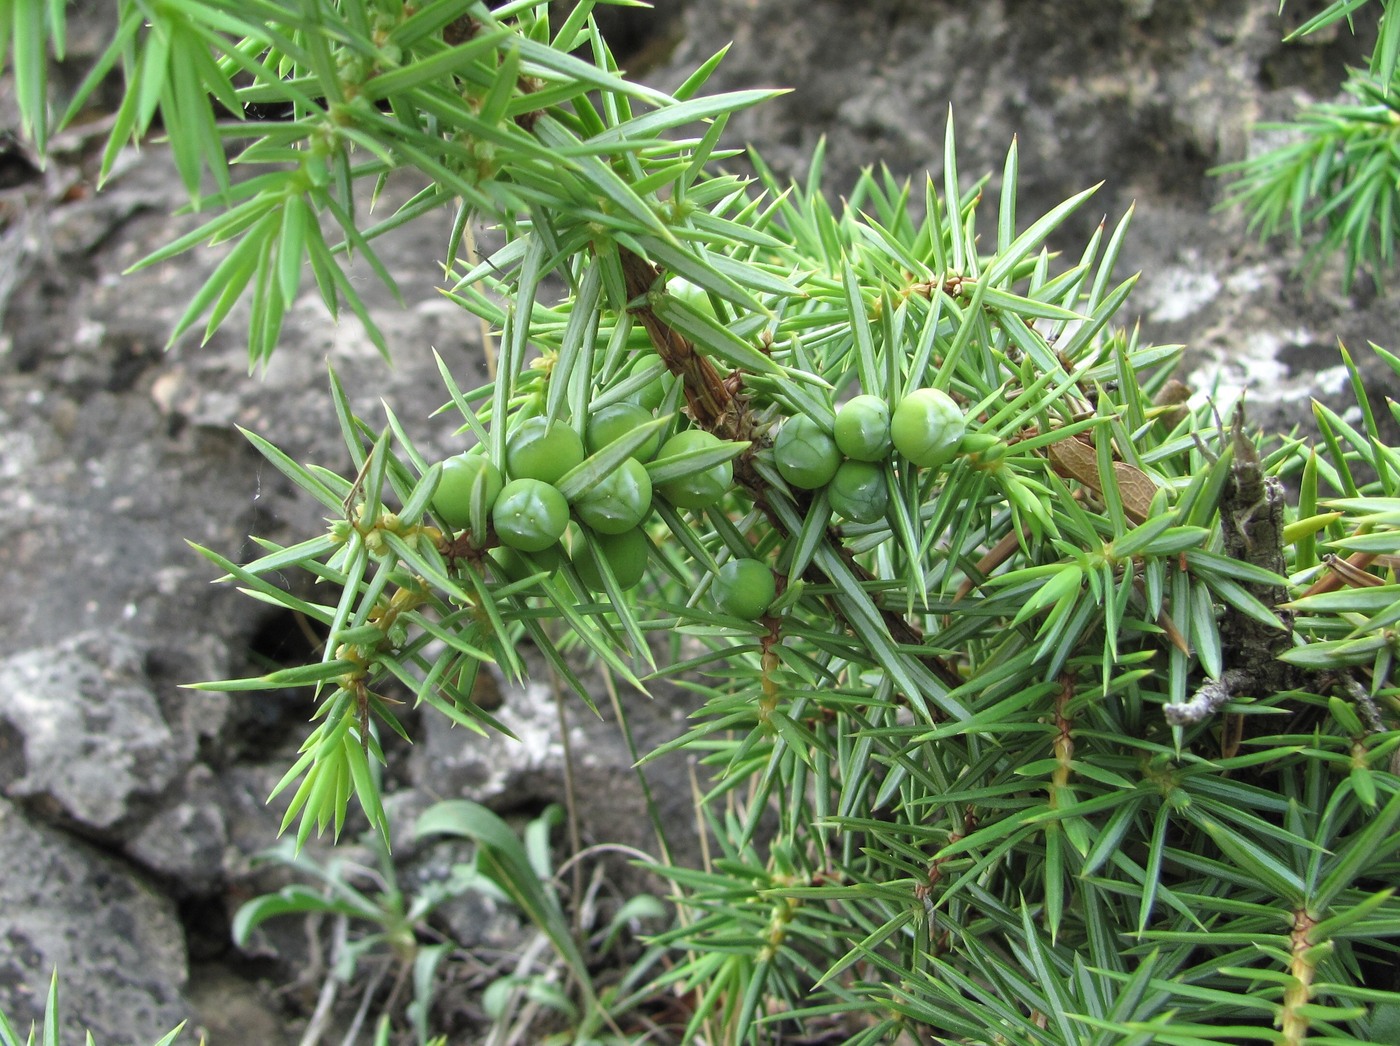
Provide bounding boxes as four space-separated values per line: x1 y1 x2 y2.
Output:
5 2 1400 1042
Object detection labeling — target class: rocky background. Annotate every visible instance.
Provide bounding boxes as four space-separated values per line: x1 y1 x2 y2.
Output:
0 1 1395 1041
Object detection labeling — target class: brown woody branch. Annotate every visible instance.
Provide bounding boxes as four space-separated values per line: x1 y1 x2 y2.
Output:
1170 407 1298 725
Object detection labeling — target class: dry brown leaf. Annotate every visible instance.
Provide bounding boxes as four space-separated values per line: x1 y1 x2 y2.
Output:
1045 434 1156 524
1299 551 1382 598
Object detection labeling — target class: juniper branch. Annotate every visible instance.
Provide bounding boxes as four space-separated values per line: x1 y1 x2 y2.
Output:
1170 404 1297 725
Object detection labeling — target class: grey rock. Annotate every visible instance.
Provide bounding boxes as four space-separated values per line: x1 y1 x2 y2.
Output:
0 134 480 664
186 963 293 1046
125 764 229 894
410 673 575 805
0 633 184 833
0 797 190 1044
664 0 1357 226
217 762 314 871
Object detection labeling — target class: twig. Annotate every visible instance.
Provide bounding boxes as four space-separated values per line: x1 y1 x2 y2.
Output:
1171 410 1396 736
1168 405 1298 725
339 959 392 1046
491 933 554 1046
601 667 678 870
1164 667 1254 726
548 662 584 935
1340 674 1386 734
298 915 349 1046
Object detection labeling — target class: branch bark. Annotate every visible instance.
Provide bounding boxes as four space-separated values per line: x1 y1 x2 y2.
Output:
1170 405 1298 725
